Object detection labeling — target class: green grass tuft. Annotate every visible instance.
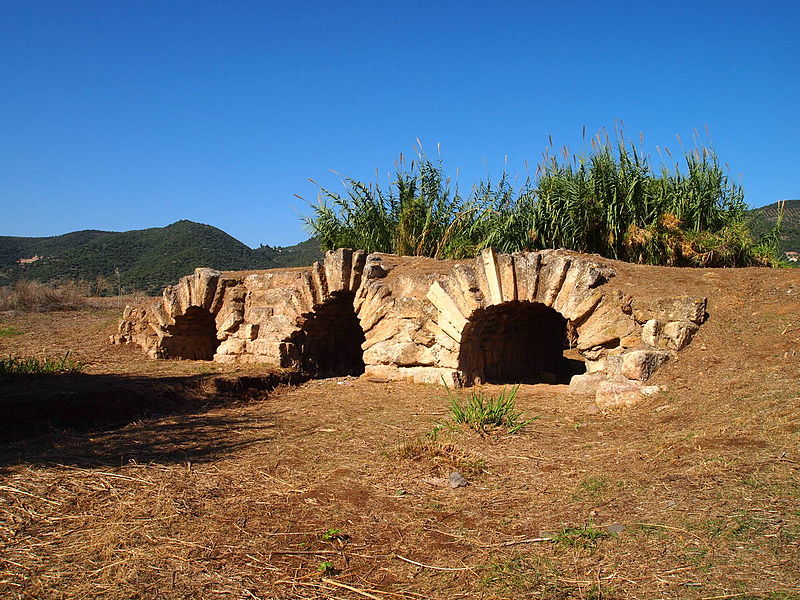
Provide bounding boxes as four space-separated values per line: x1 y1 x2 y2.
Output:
0 352 85 376
552 525 612 549
446 385 537 435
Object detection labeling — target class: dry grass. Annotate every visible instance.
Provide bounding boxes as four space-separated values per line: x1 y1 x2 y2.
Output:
397 436 487 478
1 263 799 599
0 280 145 312
0 280 89 312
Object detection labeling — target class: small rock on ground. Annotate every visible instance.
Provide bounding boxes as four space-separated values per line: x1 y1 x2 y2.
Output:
448 472 469 488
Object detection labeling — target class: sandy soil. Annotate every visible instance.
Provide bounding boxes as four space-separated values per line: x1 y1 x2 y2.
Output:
0 266 798 599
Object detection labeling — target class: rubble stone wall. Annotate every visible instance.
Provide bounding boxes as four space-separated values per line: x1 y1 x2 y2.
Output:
113 248 707 396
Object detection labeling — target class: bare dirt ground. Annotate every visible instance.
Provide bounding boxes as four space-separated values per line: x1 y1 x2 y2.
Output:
1 267 799 600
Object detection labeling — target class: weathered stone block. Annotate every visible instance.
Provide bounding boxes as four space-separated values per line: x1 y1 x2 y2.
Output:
311 261 329 302
621 350 671 381
568 373 606 395
595 380 646 409
193 268 220 310
349 250 367 291
524 252 542 301
577 305 635 350
642 319 699 350
364 364 400 380
663 321 699 350
479 248 503 305
365 263 387 279
364 340 422 366
497 253 516 302
632 296 707 324
426 280 467 334
540 255 571 306
324 248 354 292
216 308 244 334
584 358 606 374
642 319 662 347
217 337 245 355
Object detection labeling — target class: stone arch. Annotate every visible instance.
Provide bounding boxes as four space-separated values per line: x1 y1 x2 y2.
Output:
114 248 707 392
425 248 620 386
161 306 220 360
291 290 366 378
458 301 584 385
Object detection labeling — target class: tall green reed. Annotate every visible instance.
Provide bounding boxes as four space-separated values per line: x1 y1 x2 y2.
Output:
303 129 780 267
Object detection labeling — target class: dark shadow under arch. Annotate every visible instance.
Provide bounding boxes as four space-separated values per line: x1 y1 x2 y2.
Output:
458 301 585 385
295 291 365 378
162 306 220 360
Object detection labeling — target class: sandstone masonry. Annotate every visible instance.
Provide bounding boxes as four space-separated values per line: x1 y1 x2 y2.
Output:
112 248 707 397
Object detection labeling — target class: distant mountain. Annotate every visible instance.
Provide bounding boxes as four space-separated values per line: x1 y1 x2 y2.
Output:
750 199 800 255
0 220 322 295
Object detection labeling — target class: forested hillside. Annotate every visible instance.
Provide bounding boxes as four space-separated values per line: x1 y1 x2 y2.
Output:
0 221 321 294
750 199 800 254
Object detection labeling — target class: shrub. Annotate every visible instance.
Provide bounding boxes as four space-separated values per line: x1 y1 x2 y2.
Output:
304 128 781 267
303 156 492 259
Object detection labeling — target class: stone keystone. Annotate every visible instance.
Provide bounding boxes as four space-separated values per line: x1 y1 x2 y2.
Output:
479 248 503 305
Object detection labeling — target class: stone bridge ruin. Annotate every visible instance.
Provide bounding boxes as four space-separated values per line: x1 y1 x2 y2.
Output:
113 248 707 405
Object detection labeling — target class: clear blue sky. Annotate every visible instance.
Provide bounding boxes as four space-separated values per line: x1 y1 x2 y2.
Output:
2 0 798 247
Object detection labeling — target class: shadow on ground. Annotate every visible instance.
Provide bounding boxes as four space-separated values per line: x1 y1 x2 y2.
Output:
0 371 303 469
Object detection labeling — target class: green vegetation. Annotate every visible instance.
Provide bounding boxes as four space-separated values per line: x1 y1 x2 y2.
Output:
572 475 610 502
305 130 782 267
481 555 561 595
0 326 22 337
0 220 322 295
751 199 800 256
552 524 612 549
446 385 536 435
0 352 84 376
321 528 344 541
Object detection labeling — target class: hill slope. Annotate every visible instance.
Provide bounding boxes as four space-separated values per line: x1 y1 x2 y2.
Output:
750 199 800 254
0 221 322 294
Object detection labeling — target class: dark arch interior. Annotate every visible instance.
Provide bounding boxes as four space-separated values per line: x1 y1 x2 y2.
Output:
295 291 365 378
458 301 585 385
162 306 220 360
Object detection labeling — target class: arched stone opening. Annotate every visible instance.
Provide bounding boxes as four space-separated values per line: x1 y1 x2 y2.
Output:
458 301 585 385
162 306 220 360
295 292 366 378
